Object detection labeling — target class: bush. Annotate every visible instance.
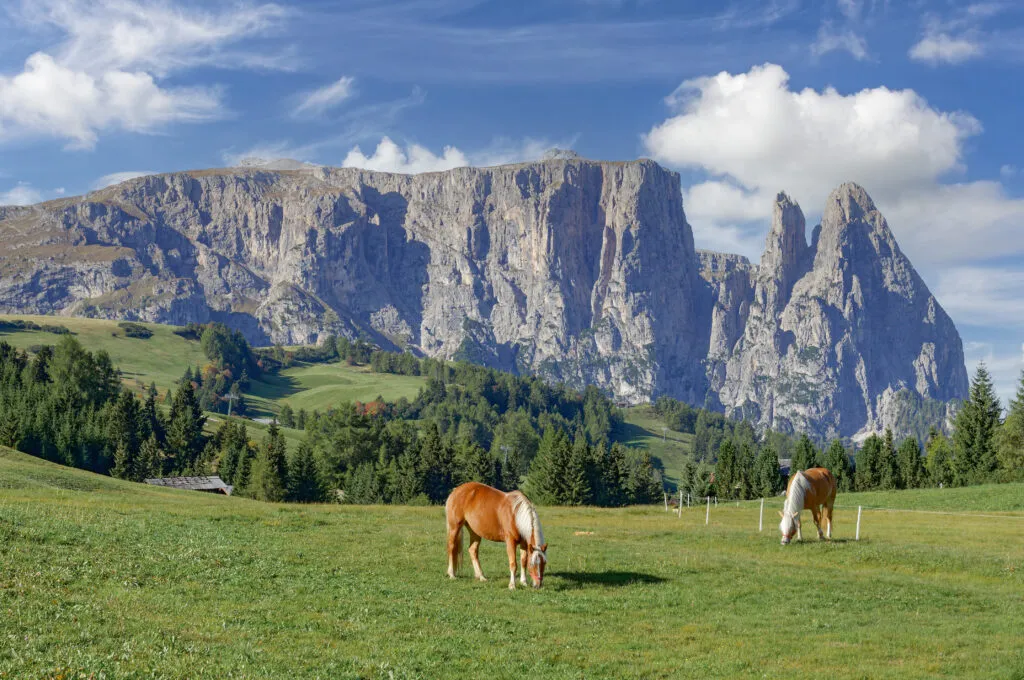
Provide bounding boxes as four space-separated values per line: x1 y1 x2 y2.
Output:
118 322 153 339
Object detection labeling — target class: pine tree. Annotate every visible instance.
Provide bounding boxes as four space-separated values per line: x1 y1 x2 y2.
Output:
879 429 899 490
250 422 288 502
995 371 1024 480
714 439 738 499
822 440 852 492
165 380 206 473
137 434 163 480
952 363 1002 484
563 437 592 506
279 404 295 429
736 441 755 500
420 423 457 503
111 441 134 480
896 437 924 489
680 457 698 501
925 428 954 487
393 449 425 503
142 385 163 444
600 443 627 507
524 428 570 504
752 445 782 497
856 435 882 490
288 442 326 502
791 434 819 473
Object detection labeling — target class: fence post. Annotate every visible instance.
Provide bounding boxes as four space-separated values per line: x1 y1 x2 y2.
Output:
856 506 862 541
759 498 764 532
678 490 683 517
664 492 668 511
705 496 710 526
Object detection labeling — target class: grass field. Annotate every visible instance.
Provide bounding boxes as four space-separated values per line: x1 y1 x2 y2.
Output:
2 449 1021 679
616 405 695 488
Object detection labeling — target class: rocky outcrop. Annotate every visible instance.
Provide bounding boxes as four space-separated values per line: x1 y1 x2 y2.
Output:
0 160 968 438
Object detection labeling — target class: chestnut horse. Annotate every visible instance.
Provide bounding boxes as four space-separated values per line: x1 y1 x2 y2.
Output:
445 482 548 589
778 467 837 545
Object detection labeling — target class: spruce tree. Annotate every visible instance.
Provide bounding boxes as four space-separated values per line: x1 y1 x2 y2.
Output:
856 435 882 490
524 428 570 504
714 439 738 499
896 437 924 489
138 434 163 480
279 404 295 429
952 363 1002 484
925 428 954 487
393 449 425 503
753 445 782 497
822 440 852 492
995 371 1024 479
601 443 627 507
791 434 819 473
111 441 134 481
142 385 163 444
879 428 899 490
420 423 457 503
288 442 326 502
250 422 288 502
563 437 592 506
166 380 206 474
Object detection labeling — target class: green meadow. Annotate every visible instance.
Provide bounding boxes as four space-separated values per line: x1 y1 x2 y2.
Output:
1 448 1021 679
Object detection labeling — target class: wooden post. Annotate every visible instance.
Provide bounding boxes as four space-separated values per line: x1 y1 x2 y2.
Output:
678 489 683 514
856 506 863 541
664 492 668 511
705 495 710 526
759 498 764 532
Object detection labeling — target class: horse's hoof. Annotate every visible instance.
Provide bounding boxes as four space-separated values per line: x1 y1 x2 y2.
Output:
477 576 487 582
508 584 516 590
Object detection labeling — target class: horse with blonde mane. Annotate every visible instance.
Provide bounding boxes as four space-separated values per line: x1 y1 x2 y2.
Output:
445 482 548 589
779 467 837 545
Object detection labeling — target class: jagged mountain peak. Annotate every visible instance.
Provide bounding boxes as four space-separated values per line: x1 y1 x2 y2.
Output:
822 181 879 227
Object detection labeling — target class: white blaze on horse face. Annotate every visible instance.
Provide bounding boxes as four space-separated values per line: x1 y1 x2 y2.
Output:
529 548 546 587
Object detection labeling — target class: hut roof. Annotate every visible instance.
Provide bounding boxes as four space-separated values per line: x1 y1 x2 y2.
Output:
144 476 233 494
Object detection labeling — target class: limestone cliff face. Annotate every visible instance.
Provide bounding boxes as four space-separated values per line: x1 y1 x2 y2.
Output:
0 161 968 438
711 184 968 439
0 159 709 404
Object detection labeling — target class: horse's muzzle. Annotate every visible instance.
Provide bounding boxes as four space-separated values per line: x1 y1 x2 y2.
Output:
780 536 791 545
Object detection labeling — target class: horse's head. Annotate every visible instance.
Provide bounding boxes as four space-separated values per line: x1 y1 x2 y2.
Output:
778 510 799 545
528 543 548 588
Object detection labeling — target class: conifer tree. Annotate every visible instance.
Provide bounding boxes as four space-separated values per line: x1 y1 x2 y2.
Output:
564 437 593 506
420 423 457 503
166 380 206 473
524 428 570 504
714 439 738 498
250 422 288 502
279 404 295 429
925 428 954 487
393 449 424 503
952 363 1002 484
896 437 924 489
822 440 852 492
791 434 819 472
600 443 627 507
111 441 134 480
288 442 326 502
752 445 782 497
879 428 899 490
856 435 882 490
995 371 1024 479
138 434 163 480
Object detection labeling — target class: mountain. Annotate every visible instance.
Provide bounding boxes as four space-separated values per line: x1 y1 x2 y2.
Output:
0 158 967 438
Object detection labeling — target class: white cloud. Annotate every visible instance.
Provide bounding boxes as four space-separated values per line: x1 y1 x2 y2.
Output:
1001 164 1017 179
837 0 861 20
935 268 1024 328
1 0 286 148
811 23 869 61
0 182 44 206
469 137 576 167
292 76 355 118
963 341 1023 409
643 63 1024 263
91 170 157 190
909 32 982 64
342 137 469 175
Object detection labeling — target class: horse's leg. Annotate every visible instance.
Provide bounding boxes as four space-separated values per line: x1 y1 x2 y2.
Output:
824 499 834 540
519 545 528 586
795 512 802 541
467 530 486 581
506 539 518 590
446 516 462 579
811 506 824 540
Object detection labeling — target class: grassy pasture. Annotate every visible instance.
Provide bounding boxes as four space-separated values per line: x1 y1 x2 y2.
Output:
615 405 696 488
1 449 1022 679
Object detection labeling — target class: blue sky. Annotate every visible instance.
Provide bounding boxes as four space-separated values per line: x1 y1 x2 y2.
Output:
1 0 1022 404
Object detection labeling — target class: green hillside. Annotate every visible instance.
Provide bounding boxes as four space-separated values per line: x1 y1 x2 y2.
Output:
1 449 1021 678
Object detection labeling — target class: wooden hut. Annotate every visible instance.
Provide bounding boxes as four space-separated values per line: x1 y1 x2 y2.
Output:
144 476 234 495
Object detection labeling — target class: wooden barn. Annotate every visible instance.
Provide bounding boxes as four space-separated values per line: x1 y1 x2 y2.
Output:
144 476 234 495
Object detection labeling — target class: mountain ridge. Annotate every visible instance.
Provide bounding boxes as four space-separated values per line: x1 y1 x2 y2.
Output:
0 157 968 439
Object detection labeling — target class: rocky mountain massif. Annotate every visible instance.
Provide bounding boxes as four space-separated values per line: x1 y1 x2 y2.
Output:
0 158 967 439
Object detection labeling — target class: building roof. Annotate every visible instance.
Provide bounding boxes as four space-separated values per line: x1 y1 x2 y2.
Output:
144 476 233 494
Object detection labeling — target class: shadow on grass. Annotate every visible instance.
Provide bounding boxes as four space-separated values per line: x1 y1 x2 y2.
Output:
553 570 668 589
781 538 856 546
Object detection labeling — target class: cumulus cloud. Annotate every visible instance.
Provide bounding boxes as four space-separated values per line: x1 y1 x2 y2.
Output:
811 23 869 60
963 341 1023 409
91 170 157 190
292 76 356 118
909 33 982 64
0 182 44 206
643 63 1024 263
342 137 469 175
1 0 287 149
935 267 1024 327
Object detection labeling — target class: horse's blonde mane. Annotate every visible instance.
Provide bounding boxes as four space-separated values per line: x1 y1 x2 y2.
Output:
784 471 810 515
510 492 545 556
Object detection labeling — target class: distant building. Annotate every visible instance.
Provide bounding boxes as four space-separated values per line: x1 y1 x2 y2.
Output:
144 476 233 495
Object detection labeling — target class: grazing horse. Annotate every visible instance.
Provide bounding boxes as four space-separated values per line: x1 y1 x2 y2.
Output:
779 467 837 545
445 482 548 589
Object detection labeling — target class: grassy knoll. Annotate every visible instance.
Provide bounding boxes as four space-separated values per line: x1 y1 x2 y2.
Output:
245 362 426 418
617 405 695 488
0 314 205 397
2 449 1021 679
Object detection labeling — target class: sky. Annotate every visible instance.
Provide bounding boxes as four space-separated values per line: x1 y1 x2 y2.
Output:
0 0 1022 405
